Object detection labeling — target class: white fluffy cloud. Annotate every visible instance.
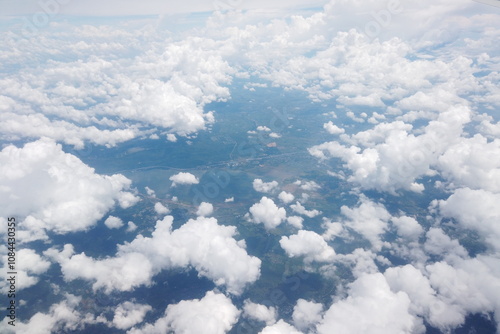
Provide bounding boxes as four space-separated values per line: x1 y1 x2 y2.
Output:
196 202 214 217
259 320 302 334
316 273 422 334
423 228 468 260
154 202 170 215
242 300 277 326
257 126 271 132
47 216 261 295
290 201 322 218
0 113 136 149
112 301 152 330
247 197 287 230
384 264 465 331
278 191 295 204
104 216 124 229
145 187 156 197
323 121 345 135
287 216 304 229
129 291 240 334
45 244 154 294
391 216 424 240
438 135 500 192
169 172 199 187
280 230 335 263
0 139 139 242
426 257 500 329
4 294 102 334
292 299 323 332
309 106 472 193
0 248 50 291
2 3 500 334
253 179 279 193
294 180 321 191
340 196 391 251
438 188 500 251
0 27 233 147
127 221 138 232
166 133 178 142
384 254 500 331
321 219 344 241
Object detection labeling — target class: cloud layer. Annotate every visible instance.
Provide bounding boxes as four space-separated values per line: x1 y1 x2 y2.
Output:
0 139 138 242
46 216 261 295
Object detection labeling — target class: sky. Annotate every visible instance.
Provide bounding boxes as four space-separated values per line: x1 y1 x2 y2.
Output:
0 0 326 16
1 0 500 333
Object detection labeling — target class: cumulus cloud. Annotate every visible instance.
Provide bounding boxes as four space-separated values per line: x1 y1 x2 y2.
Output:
259 320 302 334
196 202 214 217
3 294 102 334
247 197 287 230
154 202 170 215
340 196 392 251
280 230 335 263
438 188 500 251
423 228 468 260
290 201 322 218
437 135 500 192
323 121 345 135
129 291 240 334
145 187 156 197
166 133 178 142
112 301 152 330
321 219 344 241
391 216 424 240
287 216 304 229
45 244 154 294
242 300 277 326
278 191 295 204
384 264 465 331
169 172 199 187
294 180 321 191
309 106 472 193
0 248 50 291
292 299 323 332
2 3 500 334
0 27 234 147
46 216 261 295
316 273 422 334
332 248 384 279
426 257 500 330
0 139 139 242
253 179 279 193
257 126 271 132
126 221 138 232
104 216 124 229
249 3 493 111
